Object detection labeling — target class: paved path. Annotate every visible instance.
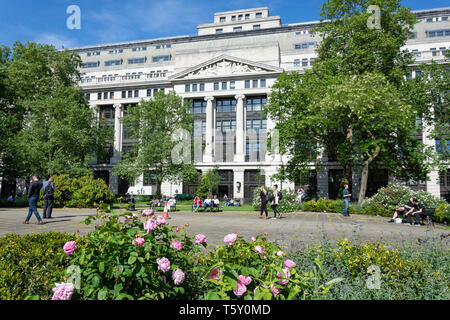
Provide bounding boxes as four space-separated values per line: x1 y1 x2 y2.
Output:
1 207 448 250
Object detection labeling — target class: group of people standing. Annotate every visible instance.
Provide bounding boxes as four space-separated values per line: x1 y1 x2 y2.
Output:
256 184 283 220
22 174 55 225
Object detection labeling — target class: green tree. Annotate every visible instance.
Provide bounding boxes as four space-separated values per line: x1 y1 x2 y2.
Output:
3 41 109 179
194 167 222 199
114 91 196 198
265 0 437 203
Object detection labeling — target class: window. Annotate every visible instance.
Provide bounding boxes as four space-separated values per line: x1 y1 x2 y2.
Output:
202 121 206 135
216 29 223 34
256 12 262 18
155 44 171 49
86 93 90 101
143 172 158 186
200 83 205 91
185 84 191 92
128 90 132 98
238 15 243 21
82 62 99 68
152 55 171 62
216 98 237 113
294 59 300 66
302 58 308 67
134 90 139 98
294 42 316 50
310 58 315 66
87 51 100 57
233 27 242 32
105 59 122 66
246 96 267 112
245 14 250 20
231 15 236 21
214 82 219 91
132 47 147 52
192 84 198 92
252 79 258 88
192 100 206 114
221 82 227 90
103 92 108 100
260 79 266 88
253 24 261 30
443 17 448 21
245 80 250 88
122 91 126 99
230 81 235 90
147 89 152 97
110 92 114 99
408 32 417 39
128 57 146 64
426 18 433 22
216 120 236 132
108 49 123 54
219 17 226 22
246 119 267 133
97 93 102 100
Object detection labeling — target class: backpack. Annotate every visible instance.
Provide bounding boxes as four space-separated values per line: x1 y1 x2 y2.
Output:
278 190 283 201
44 183 54 197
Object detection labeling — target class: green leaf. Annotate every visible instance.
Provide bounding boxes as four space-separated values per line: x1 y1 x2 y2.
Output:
98 261 105 273
97 288 108 300
128 256 137 264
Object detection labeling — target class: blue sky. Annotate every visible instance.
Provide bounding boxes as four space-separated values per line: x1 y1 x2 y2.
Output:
0 0 448 49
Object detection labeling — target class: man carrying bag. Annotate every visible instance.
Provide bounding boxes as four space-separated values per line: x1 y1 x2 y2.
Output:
42 176 55 219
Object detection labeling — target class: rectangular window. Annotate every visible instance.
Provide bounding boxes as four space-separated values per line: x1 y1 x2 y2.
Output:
214 82 219 90
245 80 250 88
437 31 444 37
110 92 114 99
302 58 308 67
103 92 108 100
233 27 242 32
260 79 266 88
128 91 132 98
185 84 191 92
252 79 258 88
98 93 102 100
426 18 433 22
231 15 236 21
192 84 198 92
200 83 205 91
230 81 235 90
428 31 436 37
216 98 236 113
153 88 159 95
253 24 261 30
82 62 99 68
238 15 243 21
105 60 122 66
86 93 90 101
128 57 146 64
216 29 223 34
245 14 250 20
134 90 139 98
256 12 262 18
192 100 207 114
152 55 171 62
147 89 152 97
221 82 227 90
219 17 226 22
294 59 300 66
122 91 126 99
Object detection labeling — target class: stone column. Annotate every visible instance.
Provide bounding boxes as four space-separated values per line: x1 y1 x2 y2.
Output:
112 103 123 164
233 168 245 201
235 94 246 162
423 118 441 198
204 96 214 163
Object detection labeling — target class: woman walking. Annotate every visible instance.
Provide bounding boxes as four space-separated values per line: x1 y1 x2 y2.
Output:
256 186 269 220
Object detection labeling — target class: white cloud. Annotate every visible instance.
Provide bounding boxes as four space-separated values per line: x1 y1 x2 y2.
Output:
34 33 78 49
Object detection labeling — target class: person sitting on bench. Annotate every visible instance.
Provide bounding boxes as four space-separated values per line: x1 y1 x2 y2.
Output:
167 196 176 211
388 197 415 223
212 195 220 212
202 195 212 212
192 196 200 212
407 198 423 226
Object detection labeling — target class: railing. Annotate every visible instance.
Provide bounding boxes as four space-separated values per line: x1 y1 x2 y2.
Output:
80 72 169 85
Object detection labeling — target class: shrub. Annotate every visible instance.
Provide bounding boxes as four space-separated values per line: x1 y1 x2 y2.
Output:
434 204 450 224
0 232 82 300
301 198 355 214
0 195 29 208
362 183 447 218
202 233 342 300
38 174 114 208
252 188 301 213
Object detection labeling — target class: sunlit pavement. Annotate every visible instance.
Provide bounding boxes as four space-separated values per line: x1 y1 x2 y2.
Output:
1 207 448 250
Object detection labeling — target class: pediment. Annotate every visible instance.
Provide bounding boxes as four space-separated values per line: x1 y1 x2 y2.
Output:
170 55 283 80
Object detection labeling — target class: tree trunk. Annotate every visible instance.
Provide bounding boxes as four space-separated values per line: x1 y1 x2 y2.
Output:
358 146 381 204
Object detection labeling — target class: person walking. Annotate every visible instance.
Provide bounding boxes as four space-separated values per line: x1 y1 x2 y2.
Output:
341 184 352 217
271 184 281 220
256 185 269 220
42 176 55 219
23 174 44 225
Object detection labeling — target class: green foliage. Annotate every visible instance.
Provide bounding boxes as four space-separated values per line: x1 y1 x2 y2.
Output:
0 232 81 300
195 168 222 199
0 195 28 207
434 204 450 224
301 198 349 213
202 233 342 300
37 174 114 208
362 182 447 217
291 238 450 300
252 188 301 213
69 211 206 300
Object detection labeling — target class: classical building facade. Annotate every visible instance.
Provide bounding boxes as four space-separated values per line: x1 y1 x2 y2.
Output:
71 7 450 202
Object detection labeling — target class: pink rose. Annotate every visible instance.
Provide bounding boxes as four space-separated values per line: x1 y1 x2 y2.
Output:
176 226 179 232
170 239 183 251
156 257 171 272
254 245 265 254
142 209 153 217
144 218 157 234
239 275 252 286
277 251 285 257
63 241 77 255
51 282 74 300
132 237 145 246
208 267 219 279
251 236 256 242
223 233 237 246
156 216 168 226
277 268 291 285
271 284 280 296
284 259 297 268
195 234 207 244
172 269 185 285
233 281 247 298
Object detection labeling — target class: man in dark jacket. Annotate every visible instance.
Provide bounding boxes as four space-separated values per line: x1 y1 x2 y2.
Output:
23 174 44 225
42 176 55 219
